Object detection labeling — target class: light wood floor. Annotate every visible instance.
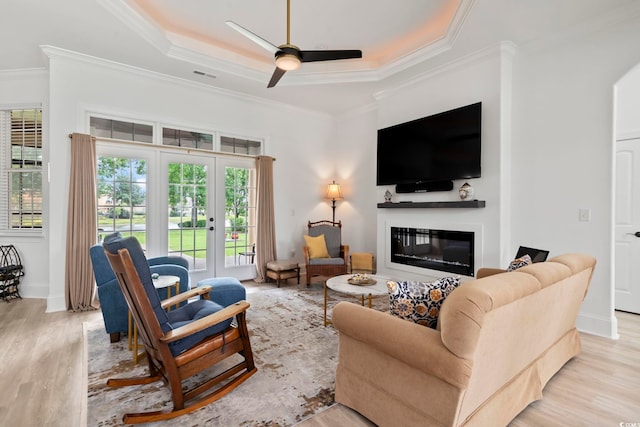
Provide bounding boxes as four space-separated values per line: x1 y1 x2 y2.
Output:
0 298 637 427
0 298 96 427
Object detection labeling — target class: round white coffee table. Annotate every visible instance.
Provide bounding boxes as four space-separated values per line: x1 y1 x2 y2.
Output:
324 274 391 326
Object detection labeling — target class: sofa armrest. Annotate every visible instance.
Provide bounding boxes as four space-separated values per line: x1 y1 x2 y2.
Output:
333 302 471 389
476 267 506 278
96 279 129 334
148 255 189 270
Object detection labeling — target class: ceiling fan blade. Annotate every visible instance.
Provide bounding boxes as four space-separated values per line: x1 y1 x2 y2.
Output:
300 50 362 63
267 67 287 88
225 21 279 55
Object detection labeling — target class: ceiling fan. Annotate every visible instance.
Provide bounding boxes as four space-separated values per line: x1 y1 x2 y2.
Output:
226 0 362 88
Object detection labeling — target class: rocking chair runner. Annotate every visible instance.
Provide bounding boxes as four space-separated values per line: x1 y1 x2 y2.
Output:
103 236 257 424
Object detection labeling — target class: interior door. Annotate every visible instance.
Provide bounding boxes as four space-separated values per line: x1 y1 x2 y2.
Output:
615 138 640 313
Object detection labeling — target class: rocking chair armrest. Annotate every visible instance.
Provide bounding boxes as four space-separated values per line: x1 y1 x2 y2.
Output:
160 300 251 343
160 285 212 310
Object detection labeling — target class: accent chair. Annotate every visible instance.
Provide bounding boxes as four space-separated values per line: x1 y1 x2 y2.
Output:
90 238 190 343
303 220 349 285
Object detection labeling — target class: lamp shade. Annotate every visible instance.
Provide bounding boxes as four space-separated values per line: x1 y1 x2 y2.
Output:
326 180 343 200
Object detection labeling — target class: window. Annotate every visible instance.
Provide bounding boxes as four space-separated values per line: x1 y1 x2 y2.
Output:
224 166 256 266
163 127 213 150
90 117 153 143
220 136 261 155
97 157 147 244
0 108 43 230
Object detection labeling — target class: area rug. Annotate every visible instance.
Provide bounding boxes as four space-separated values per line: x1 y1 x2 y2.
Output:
87 282 389 426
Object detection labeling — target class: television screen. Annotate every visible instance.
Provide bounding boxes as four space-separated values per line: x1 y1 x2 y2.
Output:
376 102 481 187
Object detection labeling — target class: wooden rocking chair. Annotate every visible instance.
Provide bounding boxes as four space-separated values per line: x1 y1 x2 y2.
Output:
103 236 257 424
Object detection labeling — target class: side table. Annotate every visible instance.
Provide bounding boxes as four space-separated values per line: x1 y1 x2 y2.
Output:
128 275 180 364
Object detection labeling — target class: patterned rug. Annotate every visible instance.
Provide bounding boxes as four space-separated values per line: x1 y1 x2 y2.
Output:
86 281 389 426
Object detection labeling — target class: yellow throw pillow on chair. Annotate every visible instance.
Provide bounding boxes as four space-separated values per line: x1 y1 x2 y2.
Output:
304 234 330 259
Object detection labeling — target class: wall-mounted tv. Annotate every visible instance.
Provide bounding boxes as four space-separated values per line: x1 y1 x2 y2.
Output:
376 102 481 192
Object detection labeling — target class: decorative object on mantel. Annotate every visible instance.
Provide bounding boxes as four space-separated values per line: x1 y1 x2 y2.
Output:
326 180 343 222
459 182 474 200
384 190 392 203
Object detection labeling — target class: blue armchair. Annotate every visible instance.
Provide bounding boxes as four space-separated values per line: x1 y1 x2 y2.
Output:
90 243 190 343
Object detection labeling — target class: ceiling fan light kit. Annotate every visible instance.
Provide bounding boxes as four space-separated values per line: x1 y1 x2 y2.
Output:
275 50 301 71
226 0 362 87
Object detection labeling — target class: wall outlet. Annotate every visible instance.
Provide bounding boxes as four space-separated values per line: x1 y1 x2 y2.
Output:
579 208 591 222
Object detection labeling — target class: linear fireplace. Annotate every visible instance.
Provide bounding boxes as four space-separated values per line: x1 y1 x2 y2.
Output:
391 227 475 276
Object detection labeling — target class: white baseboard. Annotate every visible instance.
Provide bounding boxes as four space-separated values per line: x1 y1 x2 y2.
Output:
46 294 67 312
19 284 49 299
576 311 619 339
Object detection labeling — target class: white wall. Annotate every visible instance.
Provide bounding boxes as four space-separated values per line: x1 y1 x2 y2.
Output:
0 69 50 299
330 106 379 257
511 13 640 337
44 48 336 311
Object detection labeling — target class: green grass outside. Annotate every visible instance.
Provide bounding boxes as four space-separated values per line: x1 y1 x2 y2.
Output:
99 215 249 258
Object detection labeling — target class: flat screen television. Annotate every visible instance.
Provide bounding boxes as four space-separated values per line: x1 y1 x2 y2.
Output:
376 102 481 191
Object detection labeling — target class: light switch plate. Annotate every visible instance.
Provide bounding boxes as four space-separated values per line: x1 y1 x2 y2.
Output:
579 208 591 222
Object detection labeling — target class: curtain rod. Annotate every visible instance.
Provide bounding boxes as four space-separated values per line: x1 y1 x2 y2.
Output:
68 133 276 161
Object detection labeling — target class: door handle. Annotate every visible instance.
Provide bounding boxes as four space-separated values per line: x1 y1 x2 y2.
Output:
627 231 640 238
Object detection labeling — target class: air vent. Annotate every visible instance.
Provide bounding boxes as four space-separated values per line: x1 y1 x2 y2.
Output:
193 70 216 79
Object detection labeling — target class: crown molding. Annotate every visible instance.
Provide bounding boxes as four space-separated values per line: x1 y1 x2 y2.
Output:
0 68 48 79
39 45 333 119
373 41 518 101
99 0 476 87
97 0 172 54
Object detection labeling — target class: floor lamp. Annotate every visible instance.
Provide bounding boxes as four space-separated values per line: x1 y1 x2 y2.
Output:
326 180 343 222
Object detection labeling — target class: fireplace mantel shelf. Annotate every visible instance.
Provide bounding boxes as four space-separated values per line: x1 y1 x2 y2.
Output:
377 200 486 209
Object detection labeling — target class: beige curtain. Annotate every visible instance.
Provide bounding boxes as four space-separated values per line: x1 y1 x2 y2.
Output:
254 156 277 282
65 133 98 311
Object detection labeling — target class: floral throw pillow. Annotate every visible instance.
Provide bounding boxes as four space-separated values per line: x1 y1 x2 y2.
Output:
387 276 461 329
506 254 532 272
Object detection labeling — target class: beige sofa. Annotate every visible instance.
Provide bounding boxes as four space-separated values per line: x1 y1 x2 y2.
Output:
333 253 596 427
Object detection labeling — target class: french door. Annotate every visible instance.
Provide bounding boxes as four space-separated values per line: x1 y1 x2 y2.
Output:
160 152 216 283
97 146 258 285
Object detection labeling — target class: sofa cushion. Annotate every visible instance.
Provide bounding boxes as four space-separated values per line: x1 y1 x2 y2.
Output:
304 234 330 259
387 276 461 329
507 254 532 271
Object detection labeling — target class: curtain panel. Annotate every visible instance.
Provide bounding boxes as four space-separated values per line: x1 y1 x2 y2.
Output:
254 156 276 282
65 133 98 311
